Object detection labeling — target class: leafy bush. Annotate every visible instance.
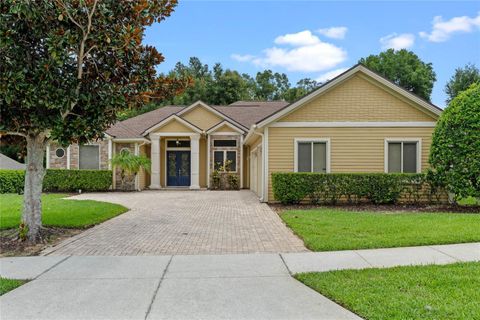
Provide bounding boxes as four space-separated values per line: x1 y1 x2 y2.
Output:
0 169 112 193
272 172 444 205
0 170 24 193
429 83 480 200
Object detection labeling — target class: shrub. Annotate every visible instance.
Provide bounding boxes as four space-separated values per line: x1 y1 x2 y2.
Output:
429 83 480 200
0 169 112 193
272 172 441 205
0 170 25 193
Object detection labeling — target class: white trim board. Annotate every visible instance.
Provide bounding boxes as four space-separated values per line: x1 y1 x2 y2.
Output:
293 138 331 173
384 138 422 173
270 122 437 128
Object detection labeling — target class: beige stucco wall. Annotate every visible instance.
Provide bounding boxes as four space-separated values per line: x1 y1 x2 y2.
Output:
279 74 437 122
267 126 435 200
182 105 223 130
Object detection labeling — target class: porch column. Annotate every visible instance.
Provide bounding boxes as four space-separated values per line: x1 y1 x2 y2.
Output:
190 134 200 189
150 134 161 189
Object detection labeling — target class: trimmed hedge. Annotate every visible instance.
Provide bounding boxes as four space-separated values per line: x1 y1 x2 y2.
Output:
0 169 112 193
272 172 445 205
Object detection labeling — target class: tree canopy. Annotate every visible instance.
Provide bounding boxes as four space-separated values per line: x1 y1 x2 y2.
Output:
359 49 436 101
429 83 480 200
118 57 322 120
445 63 480 103
0 0 183 241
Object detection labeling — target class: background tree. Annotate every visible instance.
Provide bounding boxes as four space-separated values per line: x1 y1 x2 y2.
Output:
359 49 436 101
110 149 151 190
0 0 185 241
283 78 321 102
429 83 480 201
445 63 480 103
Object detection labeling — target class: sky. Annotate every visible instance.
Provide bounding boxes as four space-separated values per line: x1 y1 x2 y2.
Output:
144 1 480 108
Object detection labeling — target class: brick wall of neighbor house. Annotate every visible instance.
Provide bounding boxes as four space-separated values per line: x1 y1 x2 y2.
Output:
49 143 68 169
209 134 241 186
49 140 109 170
114 142 136 190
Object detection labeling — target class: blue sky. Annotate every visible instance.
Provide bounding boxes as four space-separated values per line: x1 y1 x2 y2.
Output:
144 1 480 108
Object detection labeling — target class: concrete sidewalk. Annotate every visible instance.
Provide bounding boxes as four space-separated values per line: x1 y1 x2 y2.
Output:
1 243 479 320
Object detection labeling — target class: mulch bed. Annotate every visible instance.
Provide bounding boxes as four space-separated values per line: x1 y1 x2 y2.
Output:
270 203 480 214
0 227 82 257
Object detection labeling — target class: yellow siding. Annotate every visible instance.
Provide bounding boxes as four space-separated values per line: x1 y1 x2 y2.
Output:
181 105 223 130
280 74 437 122
211 123 238 133
267 127 435 200
153 119 195 133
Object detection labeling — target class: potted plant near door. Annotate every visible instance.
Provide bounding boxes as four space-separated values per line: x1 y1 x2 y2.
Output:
110 149 151 190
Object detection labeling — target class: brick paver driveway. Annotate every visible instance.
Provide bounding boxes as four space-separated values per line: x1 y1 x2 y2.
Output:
43 190 306 255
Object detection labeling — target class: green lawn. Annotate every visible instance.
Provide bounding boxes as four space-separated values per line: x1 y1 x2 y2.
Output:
0 278 26 295
0 194 128 230
296 262 480 320
281 209 480 251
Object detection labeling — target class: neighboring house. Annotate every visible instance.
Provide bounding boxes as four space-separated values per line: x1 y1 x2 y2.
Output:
46 64 442 202
0 153 26 170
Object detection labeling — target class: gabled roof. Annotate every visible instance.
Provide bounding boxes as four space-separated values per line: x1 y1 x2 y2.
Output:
206 120 245 134
255 64 442 128
106 102 286 139
143 114 203 135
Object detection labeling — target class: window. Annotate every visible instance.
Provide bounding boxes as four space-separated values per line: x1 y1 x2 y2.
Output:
295 139 329 173
79 145 100 169
213 150 237 172
55 148 65 158
386 140 419 173
167 140 190 148
213 139 237 147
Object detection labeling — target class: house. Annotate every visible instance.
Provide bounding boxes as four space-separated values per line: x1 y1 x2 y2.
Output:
0 153 26 170
46 64 442 202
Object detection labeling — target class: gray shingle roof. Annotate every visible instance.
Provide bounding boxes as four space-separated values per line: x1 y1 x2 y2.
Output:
106 101 288 138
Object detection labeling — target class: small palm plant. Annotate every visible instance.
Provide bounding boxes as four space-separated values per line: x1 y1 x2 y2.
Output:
110 149 151 190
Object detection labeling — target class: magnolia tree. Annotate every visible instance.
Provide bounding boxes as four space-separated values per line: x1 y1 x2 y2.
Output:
429 83 480 201
0 0 186 241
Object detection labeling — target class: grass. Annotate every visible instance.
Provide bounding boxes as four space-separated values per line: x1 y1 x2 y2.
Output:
0 193 128 230
281 209 480 251
296 262 480 320
0 278 26 295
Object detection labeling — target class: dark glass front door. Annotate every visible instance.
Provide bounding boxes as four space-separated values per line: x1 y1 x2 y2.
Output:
167 151 191 186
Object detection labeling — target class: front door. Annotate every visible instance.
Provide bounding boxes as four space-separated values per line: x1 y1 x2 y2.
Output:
167 151 191 186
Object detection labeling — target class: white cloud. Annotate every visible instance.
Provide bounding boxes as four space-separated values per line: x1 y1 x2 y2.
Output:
231 30 347 72
315 68 348 83
317 27 348 39
419 12 480 42
231 54 255 62
380 33 415 50
274 30 320 46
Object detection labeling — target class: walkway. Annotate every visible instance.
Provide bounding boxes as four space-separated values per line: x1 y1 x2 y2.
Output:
1 243 478 320
42 190 306 256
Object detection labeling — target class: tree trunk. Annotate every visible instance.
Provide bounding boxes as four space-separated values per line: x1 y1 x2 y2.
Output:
22 133 47 242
